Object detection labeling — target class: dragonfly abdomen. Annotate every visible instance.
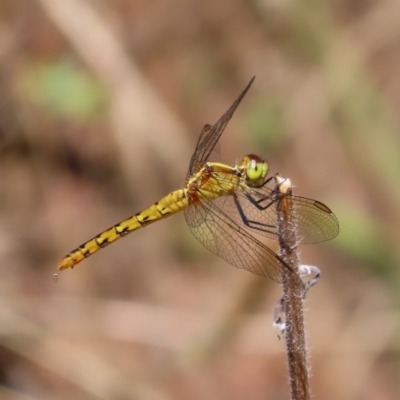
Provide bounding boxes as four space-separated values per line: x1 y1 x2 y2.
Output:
58 189 188 270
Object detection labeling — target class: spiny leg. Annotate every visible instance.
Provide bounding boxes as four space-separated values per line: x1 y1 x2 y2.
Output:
243 176 291 212
232 194 277 234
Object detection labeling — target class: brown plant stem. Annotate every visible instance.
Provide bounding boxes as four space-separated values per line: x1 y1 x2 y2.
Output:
275 175 310 400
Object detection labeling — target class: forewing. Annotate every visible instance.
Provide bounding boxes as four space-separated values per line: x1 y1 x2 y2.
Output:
232 183 339 243
187 77 255 177
187 124 220 178
287 195 339 243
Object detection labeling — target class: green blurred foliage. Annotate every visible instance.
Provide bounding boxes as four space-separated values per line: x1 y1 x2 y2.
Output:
335 205 396 276
0 0 399 399
245 95 286 153
19 58 107 119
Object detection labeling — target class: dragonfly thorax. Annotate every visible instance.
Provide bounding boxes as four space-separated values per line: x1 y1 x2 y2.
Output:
237 154 269 187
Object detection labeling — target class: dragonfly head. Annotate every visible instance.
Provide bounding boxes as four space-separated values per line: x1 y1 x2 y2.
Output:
240 154 269 187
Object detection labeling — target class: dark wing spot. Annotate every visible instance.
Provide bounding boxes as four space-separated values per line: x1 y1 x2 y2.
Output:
314 200 332 213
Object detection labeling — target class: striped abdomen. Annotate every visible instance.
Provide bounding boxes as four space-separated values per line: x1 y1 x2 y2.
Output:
58 189 188 270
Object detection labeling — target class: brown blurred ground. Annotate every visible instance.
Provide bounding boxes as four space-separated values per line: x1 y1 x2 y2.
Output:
0 0 399 399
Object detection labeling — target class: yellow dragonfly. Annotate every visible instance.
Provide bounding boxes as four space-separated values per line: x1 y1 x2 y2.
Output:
58 77 339 285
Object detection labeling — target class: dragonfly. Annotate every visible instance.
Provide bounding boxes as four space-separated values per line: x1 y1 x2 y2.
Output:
58 77 339 285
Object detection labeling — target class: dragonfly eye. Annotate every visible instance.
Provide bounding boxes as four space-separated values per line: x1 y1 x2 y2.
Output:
244 154 269 186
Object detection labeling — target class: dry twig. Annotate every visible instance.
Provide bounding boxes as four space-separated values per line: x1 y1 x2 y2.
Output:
275 175 310 400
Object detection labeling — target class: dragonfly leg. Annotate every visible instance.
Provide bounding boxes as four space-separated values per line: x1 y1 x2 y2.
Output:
245 176 293 212
247 175 291 211
243 177 277 210
232 194 277 234
260 176 274 187
245 192 276 210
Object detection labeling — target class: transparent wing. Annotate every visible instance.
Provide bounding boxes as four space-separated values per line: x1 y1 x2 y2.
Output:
187 77 255 178
284 195 339 243
185 172 339 243
184 193 303 287
232 183 339 243
187 124 221 177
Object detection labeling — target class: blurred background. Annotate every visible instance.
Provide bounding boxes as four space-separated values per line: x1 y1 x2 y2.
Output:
0 0 399 399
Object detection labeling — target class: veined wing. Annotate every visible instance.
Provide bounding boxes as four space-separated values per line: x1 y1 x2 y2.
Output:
280 194 339 243
187 77 255 178
190 172 339 244
187 124 218 178
184 192 303 287
187 174 339 243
